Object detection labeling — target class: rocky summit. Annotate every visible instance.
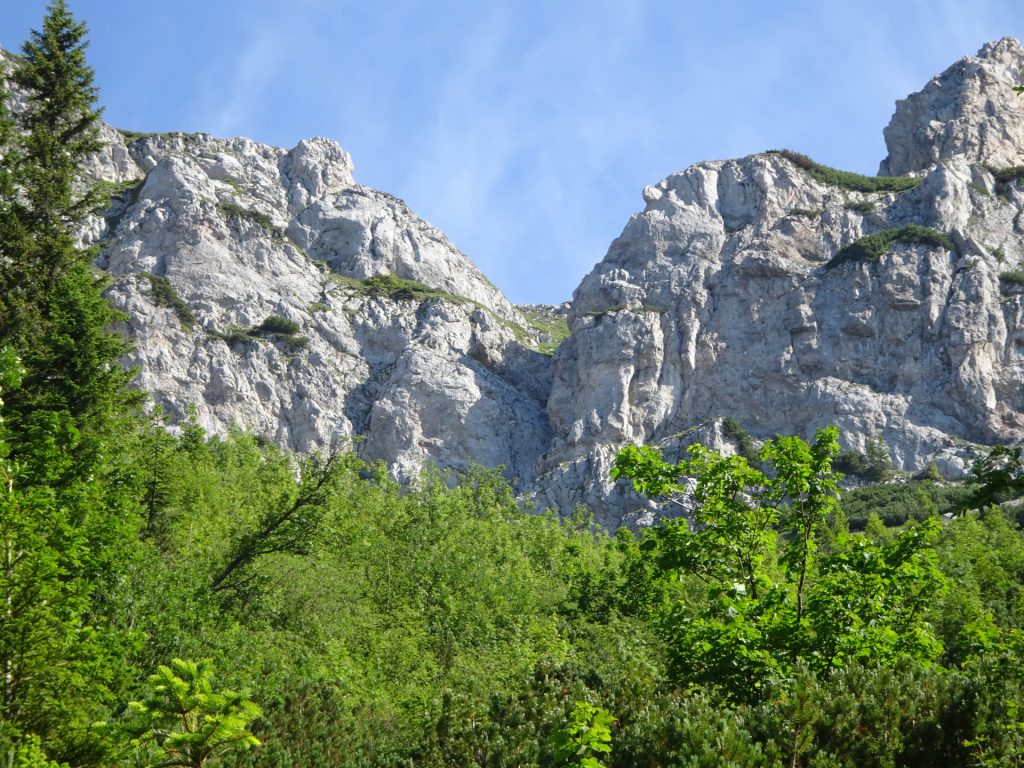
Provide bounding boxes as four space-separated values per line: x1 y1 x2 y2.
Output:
50 38 1024 527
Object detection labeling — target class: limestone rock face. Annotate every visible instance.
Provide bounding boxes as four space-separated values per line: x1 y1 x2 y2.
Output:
86 130 550 484
880 37 1024 175
540 129 1024 526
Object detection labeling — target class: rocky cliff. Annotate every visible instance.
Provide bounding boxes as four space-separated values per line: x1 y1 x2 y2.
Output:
73 128 555 486
536 37 1024 525
13 38 1024 527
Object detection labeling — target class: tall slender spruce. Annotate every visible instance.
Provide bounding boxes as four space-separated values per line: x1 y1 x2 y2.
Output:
0 4 143 764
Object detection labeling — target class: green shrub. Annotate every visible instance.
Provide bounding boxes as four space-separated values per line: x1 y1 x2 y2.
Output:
144 272 195 329
722 417 760 464
256 315 301 335
827 225 954 269
989 166 1024 197
360 273 452 302
789 208 821 220
218 202 283 237
772 149 921 193
208 316 308 353
308 302 329 313
834 436 893 482
844 199 876 215
999 271 1024 288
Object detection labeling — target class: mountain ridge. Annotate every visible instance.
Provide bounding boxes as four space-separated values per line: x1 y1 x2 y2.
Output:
9 38 1024 527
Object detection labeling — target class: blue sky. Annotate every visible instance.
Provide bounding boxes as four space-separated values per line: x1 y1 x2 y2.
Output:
3 1 1024 304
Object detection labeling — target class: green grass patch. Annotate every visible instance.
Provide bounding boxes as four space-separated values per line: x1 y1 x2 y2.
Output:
520 307 569 342
96 177 144 199
772 149 921 193
330 272 543 350
826 225 954 269
115 128 157 144
144 273 195 330
308 302 329 313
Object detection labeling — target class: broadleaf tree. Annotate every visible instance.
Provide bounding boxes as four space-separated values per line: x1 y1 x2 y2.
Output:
612 426 946 702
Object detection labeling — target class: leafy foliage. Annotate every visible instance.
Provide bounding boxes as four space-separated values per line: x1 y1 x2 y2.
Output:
124 659 261 767
966 444 1024 511
613 427 946 702
841 480 969 529
550 701 616 768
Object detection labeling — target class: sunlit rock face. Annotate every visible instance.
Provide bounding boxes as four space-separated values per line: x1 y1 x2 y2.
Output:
37 37 1024 526
79 129 552 487
880 37 1024 176
535 38 1024 526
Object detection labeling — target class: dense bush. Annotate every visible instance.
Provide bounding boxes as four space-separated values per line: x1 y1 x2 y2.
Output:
255 315 301 335
772 149 921 193
840 480 969 529
827 224 955 269
990 165 1024 196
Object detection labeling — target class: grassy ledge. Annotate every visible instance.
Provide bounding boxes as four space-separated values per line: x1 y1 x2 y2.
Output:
826 225 954 269
517 307 570 356
771 149 921 193
330 272 540 348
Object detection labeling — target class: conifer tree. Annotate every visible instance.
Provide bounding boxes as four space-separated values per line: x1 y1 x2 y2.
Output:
0 4 144 764
1 0 138 464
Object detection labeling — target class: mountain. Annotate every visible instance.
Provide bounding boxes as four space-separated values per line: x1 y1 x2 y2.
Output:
20 38 1024 526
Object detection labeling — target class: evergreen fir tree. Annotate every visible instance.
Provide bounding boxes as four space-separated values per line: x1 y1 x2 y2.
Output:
0 4 145 764
0 0 139 471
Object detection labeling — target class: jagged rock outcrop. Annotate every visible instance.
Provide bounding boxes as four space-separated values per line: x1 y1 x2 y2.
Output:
880 37 1024 176
80 129 554 484
535 37 1024 526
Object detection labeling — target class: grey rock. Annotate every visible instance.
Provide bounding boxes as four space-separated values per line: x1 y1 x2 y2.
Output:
881 37 1024 175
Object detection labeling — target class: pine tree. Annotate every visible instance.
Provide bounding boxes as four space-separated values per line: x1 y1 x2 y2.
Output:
0 4 145 764
1 0 139 462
